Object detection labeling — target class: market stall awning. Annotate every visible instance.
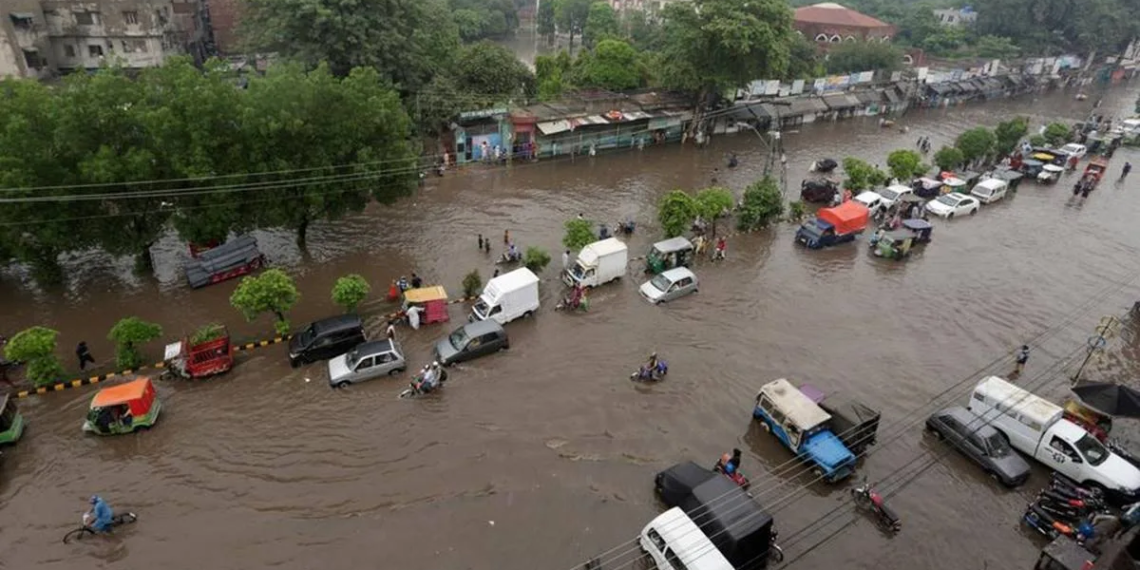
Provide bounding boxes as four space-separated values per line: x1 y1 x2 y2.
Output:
537 120 573 135
822 93 861 110
926 82 952 95
727 101 771 121
854 91 879 105
788 97 828 116
881 88 901 103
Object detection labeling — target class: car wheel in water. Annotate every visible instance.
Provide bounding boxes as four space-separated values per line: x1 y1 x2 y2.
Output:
335 381 349 389
388 368 402 376
930 427 943 440
947 212 954 219
760 422 770 433
970 208 978 215
523 311 534 318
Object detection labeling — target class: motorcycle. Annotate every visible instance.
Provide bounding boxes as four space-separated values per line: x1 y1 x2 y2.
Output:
496 249 523 265
398 368 449 399
1051 473 1104 500
63 512 139 544
618 220 636 235
851 478 901 533
768 528 785 563
1023 503 1074 541
630 360 668 382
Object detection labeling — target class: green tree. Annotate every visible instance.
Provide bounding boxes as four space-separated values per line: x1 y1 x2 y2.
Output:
583 1 620 48
4 327 63 386
1043 122 1071 147
825 41 903 74
694 187 735 237
787 200 807 222
241 0 459 89
933 146 965 171
454 9 490 42
842 158 888 192
563 218 596 251
536 51 574 100
955 127 997 166
230 269 301 336
622 9 663 51
538 0 557 44
786 34 824 80
995 117 1030 157
573 39 644 91
462 270 483 298
659 0 795 127
1028 134 1047 147
524 246 552 273
453 42 536 104
191 324 226 345
245 64 418 247
737 176 784 231
554 0 592 49
886 149 923 181
657 190 699 238
975 35 1022 59
108 317 163 370
332 274 371 313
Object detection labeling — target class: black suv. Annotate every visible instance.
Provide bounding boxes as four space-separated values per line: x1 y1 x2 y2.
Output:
288 315 366 367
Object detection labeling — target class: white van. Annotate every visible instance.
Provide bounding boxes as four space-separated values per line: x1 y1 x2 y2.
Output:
471 268 540 325
970 179 1009 204
563 238 628 288
639 508 734 570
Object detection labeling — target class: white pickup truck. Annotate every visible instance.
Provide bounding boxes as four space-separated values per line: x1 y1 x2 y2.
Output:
968 376 1140 501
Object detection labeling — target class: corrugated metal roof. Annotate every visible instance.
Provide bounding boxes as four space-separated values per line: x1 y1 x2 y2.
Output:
854 91 879 105
822 93 861 110
727 101 771 120
788 97 829 115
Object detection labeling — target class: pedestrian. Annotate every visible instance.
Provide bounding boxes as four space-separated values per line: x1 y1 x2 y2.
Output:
397 275 409 292
411 272 423 289
77 341 95 371
484 239 491 254
478 234 484 250
562 250 571 270
493 268 500 278
713 236 727 261
1014 345 1030 376
577 213 584 220
481 141 490 163
387 280 400 301
503 229 510 245
386 320 396 340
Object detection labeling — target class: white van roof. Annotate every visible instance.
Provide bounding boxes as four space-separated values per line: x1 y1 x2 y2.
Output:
974 376 1062 426
886 184 913 195
645 508 734 570
485 268 539 299
759 379 831 430
975 178 1007 191
580 238 628 265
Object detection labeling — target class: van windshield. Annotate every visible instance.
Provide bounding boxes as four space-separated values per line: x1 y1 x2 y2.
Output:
571 263 587 279
449 328 470 350
1075 434 1110 466
473 300 490 318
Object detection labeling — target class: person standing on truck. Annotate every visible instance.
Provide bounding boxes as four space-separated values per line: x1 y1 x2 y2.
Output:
1014 345 1030 376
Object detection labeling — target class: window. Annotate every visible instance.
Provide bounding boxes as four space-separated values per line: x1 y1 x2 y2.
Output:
75 12 98 26
646 529 666 552
64 44 76 57
22 50 42 69
122 39 148 53
815 33 828 42
844 36 856 42
356 357 374 370
9 13 34 29
123 10 139 25
88 44 104 58
664 548 688 570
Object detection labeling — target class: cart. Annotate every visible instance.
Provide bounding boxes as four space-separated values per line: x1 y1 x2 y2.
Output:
161 327 234 380
403 286 450 325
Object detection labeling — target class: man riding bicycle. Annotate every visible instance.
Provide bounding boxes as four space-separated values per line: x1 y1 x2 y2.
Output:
85 496 114 533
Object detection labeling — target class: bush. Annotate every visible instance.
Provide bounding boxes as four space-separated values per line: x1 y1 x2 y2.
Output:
842 158 887 192
462 270 482 298
955 127 996 166
108 317 163 370
886 149 923 181
1028 134 1047 148
230 268 300 337
1043 122 1071 147
563 218 595 251
657 190 699 238
787 201 807 222
4 326 63 386
331 274 370 313
190 324 226 345
737 177 784 231
523 246 551 273
933 146 964 171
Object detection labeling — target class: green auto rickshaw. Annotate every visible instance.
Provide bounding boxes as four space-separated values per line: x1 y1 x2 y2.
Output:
646 237 695 274
873 230 915 260
0 395 26 445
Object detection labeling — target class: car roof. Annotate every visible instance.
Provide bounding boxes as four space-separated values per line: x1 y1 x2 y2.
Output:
459 319 505 336
660 267 696 281
312 314 363 334
885 184 913 194
759 379 831 429
354 339 396 355
653 236 693 252
856 191 883 201
936 406 998 437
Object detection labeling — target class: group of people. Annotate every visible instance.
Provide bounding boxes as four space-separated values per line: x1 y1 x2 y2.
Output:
410 361 445 395
915 136 932 154
387 273 424 301
632 352 668 381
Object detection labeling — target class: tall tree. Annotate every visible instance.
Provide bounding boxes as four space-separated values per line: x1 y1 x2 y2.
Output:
452 42 536 105
825 42 902 74
241 0 459 90
554 0 592 49
583 1 620 48
573 39 644 91
658 0 795 128
537 0 557 45
244 64 417 247
955 127 996 166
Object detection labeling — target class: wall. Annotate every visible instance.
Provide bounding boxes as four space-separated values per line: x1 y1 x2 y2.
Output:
0 1 53 78
0 35 23 77
41 0 200 70
205 0 241 54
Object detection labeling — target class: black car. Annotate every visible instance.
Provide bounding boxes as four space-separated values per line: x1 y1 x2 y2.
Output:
800 179 838 203
287 315 366 367
925 406 1032 487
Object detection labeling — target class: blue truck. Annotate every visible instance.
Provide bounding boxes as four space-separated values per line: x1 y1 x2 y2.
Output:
752 378 857 483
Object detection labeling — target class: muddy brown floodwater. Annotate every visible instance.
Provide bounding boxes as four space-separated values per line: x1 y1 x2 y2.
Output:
6 85 1140 570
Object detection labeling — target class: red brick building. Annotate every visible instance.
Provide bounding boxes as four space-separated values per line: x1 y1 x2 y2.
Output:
794 2 895 45
206 0 243 55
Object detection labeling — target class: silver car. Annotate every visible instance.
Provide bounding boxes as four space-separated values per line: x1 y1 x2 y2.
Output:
327 339 406 388
640 267 699 304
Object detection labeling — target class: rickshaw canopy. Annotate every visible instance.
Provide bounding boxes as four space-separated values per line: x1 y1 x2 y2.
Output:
883 230 914 243
1031 152 1057 161
902 219 932 231
90 378 156 416
404 286 448 304
652 237 694 255
758 379 832 431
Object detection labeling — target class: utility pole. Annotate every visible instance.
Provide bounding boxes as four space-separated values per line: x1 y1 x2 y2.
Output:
1071 315 1121 385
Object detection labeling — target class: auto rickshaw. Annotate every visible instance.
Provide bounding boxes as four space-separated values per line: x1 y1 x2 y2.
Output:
161 326 233 380
646 237 695 274
872 230 915 260
902 218 933 243
403 286 450 325
0 395 26 445
83 378 162 436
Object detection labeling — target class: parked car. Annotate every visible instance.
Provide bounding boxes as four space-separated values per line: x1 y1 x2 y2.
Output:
925 406 1032 487
326 339 406 388
434 319 509 366
853 191 887 216
640 267 699 304
877 184 915 210
288 314 366 368
925 194 980 218
970 178 1009 204
1059 143 1088 160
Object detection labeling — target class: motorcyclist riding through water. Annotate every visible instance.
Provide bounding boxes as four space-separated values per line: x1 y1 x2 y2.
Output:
85 495 113 532
413 361 443 394
634 352 667 380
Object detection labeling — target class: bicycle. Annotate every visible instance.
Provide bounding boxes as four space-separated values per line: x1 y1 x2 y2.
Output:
62 512 138 544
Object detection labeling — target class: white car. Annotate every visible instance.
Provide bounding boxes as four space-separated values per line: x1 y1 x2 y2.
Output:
1059 143 1087 160
878 184 914 209
970 179 1009 204
925 193 979 218
853 191 887 216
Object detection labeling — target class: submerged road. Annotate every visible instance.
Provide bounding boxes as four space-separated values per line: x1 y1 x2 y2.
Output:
4 84 1140 570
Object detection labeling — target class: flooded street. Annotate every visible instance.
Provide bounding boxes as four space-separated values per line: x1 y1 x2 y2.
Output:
7 85 1140 570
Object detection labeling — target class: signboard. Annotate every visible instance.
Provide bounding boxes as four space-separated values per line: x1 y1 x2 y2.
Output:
748 80 765 96
764 80 780 96
890 71 902 82
813 77 826 93
459 107 507 121
857 71 874 83
916 67 929 81
791 79 805 95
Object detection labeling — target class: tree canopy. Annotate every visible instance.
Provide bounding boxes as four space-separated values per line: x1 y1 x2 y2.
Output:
842 158 888 192
583 2 620 48
737 177 784 231
332 274 371 313
553 0 592 48
995 117 1029 156
108 317 163 369
825 42 903 75
230 269 301 336
955 127 996 166
658 190 699 238
886 150 924 181
575 40 646 92
933 146 965 171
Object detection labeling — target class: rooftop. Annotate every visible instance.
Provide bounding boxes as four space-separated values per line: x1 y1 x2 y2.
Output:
794 3 892 29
